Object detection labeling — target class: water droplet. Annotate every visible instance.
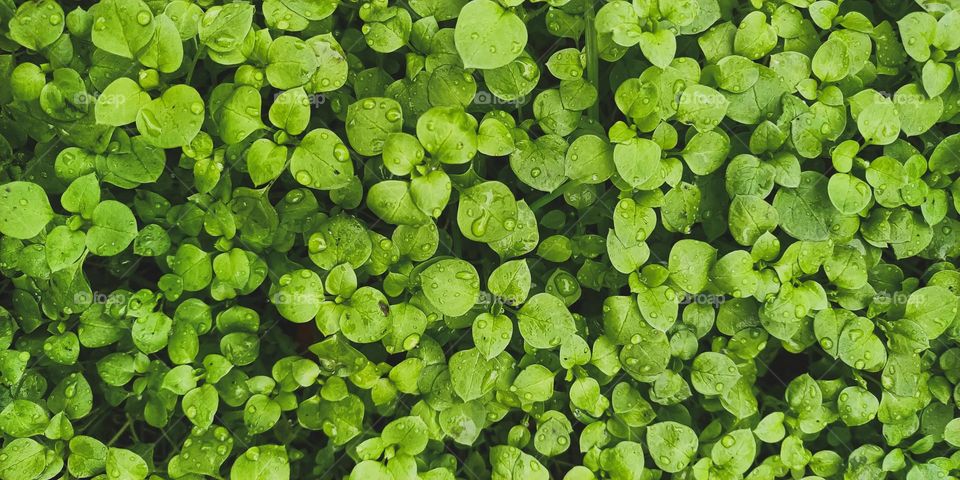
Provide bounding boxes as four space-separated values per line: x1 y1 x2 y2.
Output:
403 334 420 350
136 11 152 25
471 216 487 237
138 109 163 138
308 235 328 253
295 170 313 185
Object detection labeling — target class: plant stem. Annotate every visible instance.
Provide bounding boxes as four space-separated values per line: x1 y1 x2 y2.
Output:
585 5 600 123
529 180 581 213
185 40 203 85
107 418 132 447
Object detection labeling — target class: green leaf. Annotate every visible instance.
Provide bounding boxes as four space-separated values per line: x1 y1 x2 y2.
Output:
614 138 661 188
230 446 290 480
639 30 676 68
346 97 403 156
0 181 53 239
0 438 48 480
198 2 254 53
274 269 324 323
449 347 499 401
0 400 49 437
138 14 184 73
691 352 741 396
95 78 152 127
106 448 148 480
416 106 479 165
517 293 576 349
668 239 717 294
420 259 479 317
136 84 205 149
454 0 527 69
487 260 531 307
827 173 871 214
904 286 959 340
89 0 156 58
267 37 320 89
269 87 311 135
677 85 729 131
457 181 518 243
182 384 219 428
473 313 513 359
86 200 138 256
647 421 698 473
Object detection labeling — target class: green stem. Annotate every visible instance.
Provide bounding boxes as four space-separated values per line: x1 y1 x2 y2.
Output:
585 5 600 123
185 41 203 85
529 180 581 213
107 419 132 447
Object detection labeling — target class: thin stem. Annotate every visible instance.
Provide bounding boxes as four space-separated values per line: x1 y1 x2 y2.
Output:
585 5 600 123
185 40 203 85
529 180 581 213
107 418 132 447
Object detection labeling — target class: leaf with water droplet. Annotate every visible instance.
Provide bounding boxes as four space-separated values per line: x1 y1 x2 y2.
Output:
516 293 576 350
106 447 149 480
86 200 138 257
198 2 254 53
8 0 64 51
0 181 53 239
136 84 205 148
216 85 266 145
290 128 354 191
345 97 403 156
419 258 479 317
647 421 698 473
454 0 527 69
691 352 741 396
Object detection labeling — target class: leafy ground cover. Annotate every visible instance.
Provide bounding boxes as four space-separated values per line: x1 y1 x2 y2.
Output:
2 0 960 479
